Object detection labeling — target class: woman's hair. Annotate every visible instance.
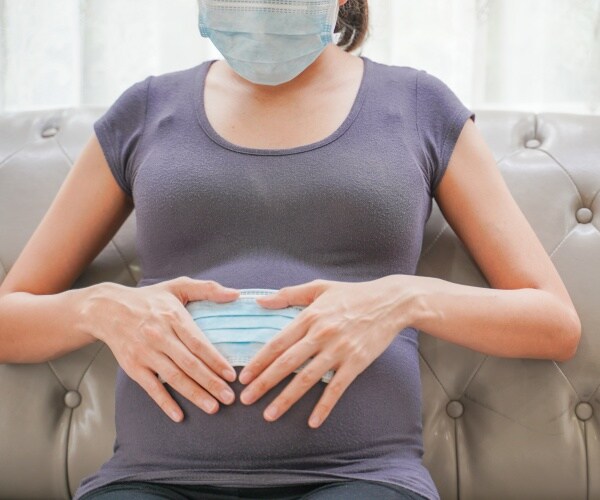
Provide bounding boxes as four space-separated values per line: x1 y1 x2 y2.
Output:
335 0 369 52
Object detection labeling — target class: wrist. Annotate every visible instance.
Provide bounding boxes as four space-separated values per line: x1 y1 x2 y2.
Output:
68 282 116 344
386 274 439 332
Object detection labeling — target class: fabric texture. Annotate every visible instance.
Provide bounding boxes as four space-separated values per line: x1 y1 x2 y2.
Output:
74 55 475 500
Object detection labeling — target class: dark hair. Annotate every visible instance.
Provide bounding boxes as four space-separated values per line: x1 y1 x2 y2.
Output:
335 0 369 52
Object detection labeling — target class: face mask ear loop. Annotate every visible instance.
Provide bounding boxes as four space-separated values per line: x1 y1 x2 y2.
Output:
331 1 342 45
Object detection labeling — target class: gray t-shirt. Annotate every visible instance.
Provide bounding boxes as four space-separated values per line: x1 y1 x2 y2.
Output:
73 55 475 500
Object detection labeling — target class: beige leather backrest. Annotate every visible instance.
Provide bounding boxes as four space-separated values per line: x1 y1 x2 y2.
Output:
0 108 598 500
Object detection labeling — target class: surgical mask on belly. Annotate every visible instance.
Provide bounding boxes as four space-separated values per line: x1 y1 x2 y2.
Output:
185 288 335 384
197 0 340 86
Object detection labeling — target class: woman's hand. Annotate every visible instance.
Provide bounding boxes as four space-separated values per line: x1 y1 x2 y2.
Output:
237 276 416 428
81 277 241 422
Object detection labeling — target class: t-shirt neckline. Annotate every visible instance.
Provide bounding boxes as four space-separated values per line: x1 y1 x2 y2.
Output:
194 55 371 156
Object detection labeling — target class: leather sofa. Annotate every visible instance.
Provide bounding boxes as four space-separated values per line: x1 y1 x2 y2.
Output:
0 106 598 500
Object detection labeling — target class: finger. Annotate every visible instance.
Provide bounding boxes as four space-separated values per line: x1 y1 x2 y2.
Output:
240 336 318 406
134 367 184 423
174 307 238 383
155 353 220 415
254 280 327 310
307 363 356 429
238 310 311 386
164 276 240 306
261 351 337 423
162 333 235 405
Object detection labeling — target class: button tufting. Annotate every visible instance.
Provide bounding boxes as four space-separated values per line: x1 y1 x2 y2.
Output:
41 126 59 138
64 390 82 409
525 139 541 148
576 207 593 224
575 402 593 421
446 400 464 418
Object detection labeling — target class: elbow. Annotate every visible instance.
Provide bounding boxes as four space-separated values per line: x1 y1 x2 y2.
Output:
552 308 582 363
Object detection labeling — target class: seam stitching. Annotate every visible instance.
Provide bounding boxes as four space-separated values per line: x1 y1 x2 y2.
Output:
585 419 589 500
0 143 29 169
436 106 468 194
460 355 489 396
537 148 583 207
100 115 127 197
455 416 460 500
46 361 68 391
415 70 434 197
548 225 577 258
110 237 138 284
127 75 151 197
421 221 448 258
0 254 7 278
417 347 450 400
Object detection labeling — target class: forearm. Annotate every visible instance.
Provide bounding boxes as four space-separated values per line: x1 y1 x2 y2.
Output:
0 286 99 364
400 275 580 362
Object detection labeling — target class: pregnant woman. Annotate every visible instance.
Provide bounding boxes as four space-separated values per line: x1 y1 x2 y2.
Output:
0 0 581 499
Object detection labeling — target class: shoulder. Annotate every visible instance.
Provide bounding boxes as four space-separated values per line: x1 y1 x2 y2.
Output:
145 60 213 95
363 56 420 88
365 57 464 108
358 57 424 115
103 60 210 112
150 61 210 85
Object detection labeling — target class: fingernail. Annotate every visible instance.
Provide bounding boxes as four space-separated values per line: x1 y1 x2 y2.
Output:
222 368 236 381
170 410 182 422
241 390 254 405
221 388 234 404
239 370 253 384
309 414 321 428
264 405 278 420
203 399 217 413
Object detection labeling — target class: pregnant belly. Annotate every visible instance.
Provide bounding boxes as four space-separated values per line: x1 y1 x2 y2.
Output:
112 329 424 471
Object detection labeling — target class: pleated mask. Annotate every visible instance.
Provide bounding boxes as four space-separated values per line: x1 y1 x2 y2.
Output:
185 288 335 384
197 0 340 85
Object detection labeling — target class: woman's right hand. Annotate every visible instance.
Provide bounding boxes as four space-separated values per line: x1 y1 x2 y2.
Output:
80 277 241 422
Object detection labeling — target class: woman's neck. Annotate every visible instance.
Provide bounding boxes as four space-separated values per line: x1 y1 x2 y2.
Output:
218 44 358 99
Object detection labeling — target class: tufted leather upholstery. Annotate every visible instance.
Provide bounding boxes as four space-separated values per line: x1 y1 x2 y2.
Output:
0 108 599 500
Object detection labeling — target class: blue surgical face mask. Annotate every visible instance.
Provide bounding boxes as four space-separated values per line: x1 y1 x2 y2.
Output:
197 0 340 86
184 288 335 384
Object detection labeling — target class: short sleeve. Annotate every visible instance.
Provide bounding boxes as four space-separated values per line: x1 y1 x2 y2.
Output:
416 69 476 196
93 76 151 200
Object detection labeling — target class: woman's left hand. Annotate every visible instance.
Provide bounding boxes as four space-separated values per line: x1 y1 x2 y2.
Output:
238 275 417 428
